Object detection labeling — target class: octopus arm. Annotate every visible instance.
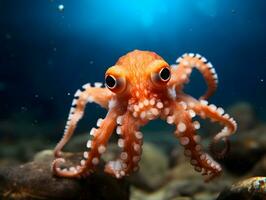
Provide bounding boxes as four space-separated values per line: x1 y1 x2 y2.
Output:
168 102 223 182
177 94 237 143
169 53 218 100
52 106 119 178
54 83 113 157
104 112 143 178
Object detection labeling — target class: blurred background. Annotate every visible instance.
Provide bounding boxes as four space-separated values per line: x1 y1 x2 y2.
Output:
0 1 266 199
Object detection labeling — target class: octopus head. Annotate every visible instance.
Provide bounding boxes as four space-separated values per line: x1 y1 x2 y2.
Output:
104 50 171 120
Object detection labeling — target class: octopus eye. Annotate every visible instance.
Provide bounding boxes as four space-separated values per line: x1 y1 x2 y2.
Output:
159 67 171 82
105 73 126 93
105 75 117 89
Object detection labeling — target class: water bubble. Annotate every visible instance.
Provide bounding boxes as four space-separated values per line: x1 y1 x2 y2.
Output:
58 4 64 12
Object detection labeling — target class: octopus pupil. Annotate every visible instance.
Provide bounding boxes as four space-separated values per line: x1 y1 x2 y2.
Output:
106 75 116 88
160 68 170 81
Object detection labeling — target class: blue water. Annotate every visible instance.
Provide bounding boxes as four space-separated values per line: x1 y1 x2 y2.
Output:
0 0 265 137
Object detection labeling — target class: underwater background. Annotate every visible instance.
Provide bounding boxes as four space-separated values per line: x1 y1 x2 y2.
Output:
0 0 266 200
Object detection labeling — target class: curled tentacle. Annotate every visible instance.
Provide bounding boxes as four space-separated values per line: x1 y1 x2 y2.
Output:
169 53 218 100
177 94 237 145
52 105 120 178
54 82 113 157
104 112 143 178
209 137 231 159
167 101 222 182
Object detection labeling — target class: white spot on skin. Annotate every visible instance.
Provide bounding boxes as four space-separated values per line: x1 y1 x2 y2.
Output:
201 57 207 63
135 131 143 139
90 128 97 136
176 57 182 63
87 96 94 103
133 143 141 152
200 154 206 160
210 68 216 74
108 160 123 171
74 89 82 97
86 140 92 148
140 111 146 119
151 108 159 116
92 157 99 165
70 167 76 172
166 116 175 124
180 137 190 145
200 100 208 106
217 107 225 115
72 99 77 106
164 107 170 115
82 83 91 89
108 99 117 109
188 110 196 118
96 118 103 127
193 121 200 130
196 53 202 58
177 122 187 132
149 99 156 105
156 102 164 109
120 152 128 160
94 82 103 88
133 156 140 163
182 60 189 66
179 101 187 109
118 139 125 148
83 152 89 159
116 116 123 125
168 86 176 100
209 104 217 111
193 135 201 143
116 126 122 135
98 145 106 154
80 159 86 166
144 99 149 106
133 105 139 112
133 112 138 118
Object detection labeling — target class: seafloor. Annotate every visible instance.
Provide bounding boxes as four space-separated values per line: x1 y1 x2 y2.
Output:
0 101 265 200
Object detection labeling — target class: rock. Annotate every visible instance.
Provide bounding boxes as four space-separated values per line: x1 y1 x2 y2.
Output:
0 138 52 162
0 151 130 200
227 102 256 131
250 155 266 177
129 142 169 191
194 192 217 200
216 177 266 200
222 124 266 175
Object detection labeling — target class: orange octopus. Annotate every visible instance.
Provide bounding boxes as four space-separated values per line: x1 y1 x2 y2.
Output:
52 50 237 181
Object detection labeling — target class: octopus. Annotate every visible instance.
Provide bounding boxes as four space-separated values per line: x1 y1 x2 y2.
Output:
52 50 237 182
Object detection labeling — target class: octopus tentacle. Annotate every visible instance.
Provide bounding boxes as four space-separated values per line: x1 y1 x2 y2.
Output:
168 101 222 182
177 94 237 159
104 112 143 178
169 53 218 100
177 94 237 142
209 137 231 159
54 82 113 157
52 106 120 178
